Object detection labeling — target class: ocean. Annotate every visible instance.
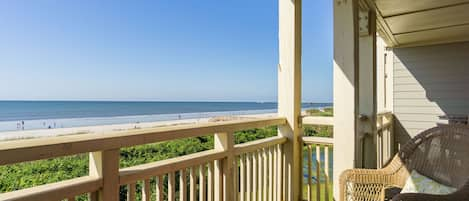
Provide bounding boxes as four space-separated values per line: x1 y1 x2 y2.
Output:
0 101 332 132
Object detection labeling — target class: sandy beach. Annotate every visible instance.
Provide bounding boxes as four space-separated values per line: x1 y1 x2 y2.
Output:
0 113 277 141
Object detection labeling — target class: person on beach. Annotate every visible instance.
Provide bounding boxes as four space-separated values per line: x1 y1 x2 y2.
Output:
21 121 24 130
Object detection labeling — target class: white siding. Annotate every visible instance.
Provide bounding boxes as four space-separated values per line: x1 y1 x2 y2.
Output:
393 42 469 145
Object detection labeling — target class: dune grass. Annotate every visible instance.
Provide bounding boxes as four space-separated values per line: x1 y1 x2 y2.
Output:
303 182 334 201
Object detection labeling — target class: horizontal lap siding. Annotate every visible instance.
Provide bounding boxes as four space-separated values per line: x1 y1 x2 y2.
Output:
393 42 469 142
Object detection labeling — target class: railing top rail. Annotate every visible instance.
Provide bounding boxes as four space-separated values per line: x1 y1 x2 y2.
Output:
0 176 101 201
234 136 287 155
302 116 334 126
0 117 286 166
302 136 334 145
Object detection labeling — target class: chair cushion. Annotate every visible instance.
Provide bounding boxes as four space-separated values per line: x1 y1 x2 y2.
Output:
401 170 457 195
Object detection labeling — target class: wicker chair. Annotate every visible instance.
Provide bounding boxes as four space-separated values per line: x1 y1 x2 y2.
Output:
339 125 469 201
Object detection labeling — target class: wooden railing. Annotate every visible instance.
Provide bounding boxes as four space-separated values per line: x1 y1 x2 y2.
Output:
302 116 334 201
376 111 394 168
302 116 333 127
0 117 287 201
303 137 333 201
235 137 285 201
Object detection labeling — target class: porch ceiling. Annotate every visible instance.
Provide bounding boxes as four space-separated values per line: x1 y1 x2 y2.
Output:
368 0 469 47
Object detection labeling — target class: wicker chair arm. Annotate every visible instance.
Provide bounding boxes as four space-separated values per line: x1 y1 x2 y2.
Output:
339 169 398 201
339 157 405 201
340 169 395 185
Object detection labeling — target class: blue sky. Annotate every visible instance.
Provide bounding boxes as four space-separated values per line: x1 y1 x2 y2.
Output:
0 0 332 102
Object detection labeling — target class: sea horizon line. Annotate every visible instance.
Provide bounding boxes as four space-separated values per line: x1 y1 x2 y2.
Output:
0 99 333 104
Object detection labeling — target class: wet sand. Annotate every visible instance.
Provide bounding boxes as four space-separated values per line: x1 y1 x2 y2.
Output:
0 113 277 141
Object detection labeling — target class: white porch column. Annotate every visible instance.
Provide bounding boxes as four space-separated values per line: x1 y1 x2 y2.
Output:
278 0 302 200
358 9 378 169
333 0 358 199
333 0 378 199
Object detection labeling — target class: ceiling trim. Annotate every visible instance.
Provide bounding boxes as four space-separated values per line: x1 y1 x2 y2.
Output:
393 23 469 48
385 3 469 35
377 1 469 18
363 0 398 47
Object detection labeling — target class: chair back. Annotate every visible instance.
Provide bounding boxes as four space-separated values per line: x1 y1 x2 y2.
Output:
398 125 469 188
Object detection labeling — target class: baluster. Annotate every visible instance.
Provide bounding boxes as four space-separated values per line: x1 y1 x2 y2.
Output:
307 145 313 201
325 145 330 201
246 153 252 201
168 172 176 201
208 162 214 201
156 175 164 201
200 164 207 201
233 157 238 201
214 160 223 201
190 166 197 201
268 147 273 201
378 116 384 168
277 144 283 201
316 145 321 201
377 129 383 168
273 146 277 201
386 122 390 162
127 182 136 201
234 157 239 201
257 150 263 201
180 169 188 201
252 152 258 201
142 179 151 201
263 148 268 201
240 154 246 201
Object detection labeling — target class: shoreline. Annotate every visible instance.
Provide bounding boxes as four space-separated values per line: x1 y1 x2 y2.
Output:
0 113 277 141
0 108 280 132
0 101 332 132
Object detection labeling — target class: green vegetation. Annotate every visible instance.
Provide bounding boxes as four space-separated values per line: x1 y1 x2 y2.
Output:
304 107 333 137
120 126 279 168
304 125 333 137
0 110 333 199
0 154 89 193
302 183 334 201
305 107 333 117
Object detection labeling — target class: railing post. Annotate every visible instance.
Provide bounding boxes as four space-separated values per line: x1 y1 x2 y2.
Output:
89 149 120 201
214 132 235 201
377 113 394 168
279 0 302 199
